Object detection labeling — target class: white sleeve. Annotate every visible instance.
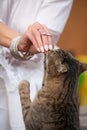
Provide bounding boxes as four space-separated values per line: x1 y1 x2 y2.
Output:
36 0 73 34
0 1 9 23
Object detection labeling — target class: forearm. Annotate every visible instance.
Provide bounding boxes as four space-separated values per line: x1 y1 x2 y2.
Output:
0 22 20 48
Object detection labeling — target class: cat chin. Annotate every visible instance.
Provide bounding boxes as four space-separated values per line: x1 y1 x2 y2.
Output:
53 45 60 50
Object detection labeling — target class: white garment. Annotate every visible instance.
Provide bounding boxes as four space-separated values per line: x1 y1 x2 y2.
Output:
0 0 73 130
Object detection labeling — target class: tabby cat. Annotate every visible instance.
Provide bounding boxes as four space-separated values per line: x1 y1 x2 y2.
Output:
19 49 87 130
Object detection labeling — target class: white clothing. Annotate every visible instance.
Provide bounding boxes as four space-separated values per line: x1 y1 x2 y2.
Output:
0 0 73 130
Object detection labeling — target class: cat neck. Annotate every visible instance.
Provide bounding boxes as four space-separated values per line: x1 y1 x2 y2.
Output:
43 73 65 90
43 73 78 102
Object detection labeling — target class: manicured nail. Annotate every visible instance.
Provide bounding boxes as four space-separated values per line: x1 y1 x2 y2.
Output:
49 45 52 50
44 45 48 51
40 46 44 52
37 48 40 52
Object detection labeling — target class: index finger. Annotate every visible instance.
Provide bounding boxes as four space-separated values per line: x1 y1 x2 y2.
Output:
42 25 53 50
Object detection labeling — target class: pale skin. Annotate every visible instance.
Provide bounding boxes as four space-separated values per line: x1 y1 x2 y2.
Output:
0 22 52 54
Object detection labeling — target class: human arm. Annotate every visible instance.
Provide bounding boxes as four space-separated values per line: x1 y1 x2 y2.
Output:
0 21 33 52
0 21 53 54
0 22 20 48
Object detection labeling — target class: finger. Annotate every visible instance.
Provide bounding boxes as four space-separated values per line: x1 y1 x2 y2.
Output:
29 45 39 54
42 25 53 50
38 28 48 51
47 34 53 50
26 30 40 52
32 28 44 52
41 35 48 52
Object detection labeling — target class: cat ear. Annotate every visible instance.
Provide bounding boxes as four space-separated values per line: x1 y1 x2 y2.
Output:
79 62 87 75
57 64 68 73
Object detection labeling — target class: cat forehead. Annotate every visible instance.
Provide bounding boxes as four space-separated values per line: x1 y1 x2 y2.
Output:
47 49 77 65
47 49 72 58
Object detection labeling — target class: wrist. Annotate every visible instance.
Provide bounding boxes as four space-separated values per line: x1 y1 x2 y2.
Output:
10 36 33 60
17 37 32 52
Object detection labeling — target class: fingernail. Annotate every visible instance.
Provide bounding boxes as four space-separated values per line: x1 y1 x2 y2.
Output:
40 46 44 52
49 45 52 50
37 48 40 52
44 45 48 51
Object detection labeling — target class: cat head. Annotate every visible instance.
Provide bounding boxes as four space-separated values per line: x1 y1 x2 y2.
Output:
46 49 87 77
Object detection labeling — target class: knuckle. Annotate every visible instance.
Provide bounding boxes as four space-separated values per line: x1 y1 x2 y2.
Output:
32 22 41 28
26 31 29 37
28 25 31 30
35 32 40 38
32 28 37 34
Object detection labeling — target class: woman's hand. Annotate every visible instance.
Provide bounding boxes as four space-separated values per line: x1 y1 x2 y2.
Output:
18 22 52 54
